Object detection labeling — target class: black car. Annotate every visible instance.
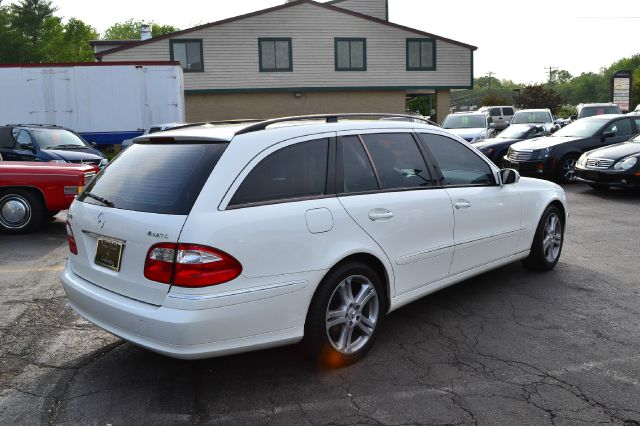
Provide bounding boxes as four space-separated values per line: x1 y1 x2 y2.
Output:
575 133 640 189
0 124 106 167
472 124 546 165
503 114 640 183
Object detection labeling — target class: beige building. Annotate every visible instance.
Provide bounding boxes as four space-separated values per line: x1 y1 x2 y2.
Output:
95 0 476 123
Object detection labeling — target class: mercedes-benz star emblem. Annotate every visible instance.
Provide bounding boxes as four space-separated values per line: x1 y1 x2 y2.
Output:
594 160 600 167
97 212 105 229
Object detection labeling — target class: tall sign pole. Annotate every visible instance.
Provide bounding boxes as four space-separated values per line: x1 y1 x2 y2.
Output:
611 70 632 112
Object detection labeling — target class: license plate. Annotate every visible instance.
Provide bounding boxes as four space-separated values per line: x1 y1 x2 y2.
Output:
95 238 124 271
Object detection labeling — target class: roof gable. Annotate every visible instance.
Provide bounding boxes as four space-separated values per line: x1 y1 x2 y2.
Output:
96 0 476 59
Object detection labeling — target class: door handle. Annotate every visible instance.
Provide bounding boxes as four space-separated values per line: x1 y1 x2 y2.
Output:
368 209 394 221
454 200 471 209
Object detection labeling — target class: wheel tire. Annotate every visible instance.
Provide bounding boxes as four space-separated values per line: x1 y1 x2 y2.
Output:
522 205 564 271
588 183 609 191
304 261 386 367
557 155 579 184
0 189 45 234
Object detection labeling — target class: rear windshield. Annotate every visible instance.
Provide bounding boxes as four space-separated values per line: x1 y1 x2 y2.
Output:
579 106 621 118
512 111 552 124
78 143 228 215
443 115 486 129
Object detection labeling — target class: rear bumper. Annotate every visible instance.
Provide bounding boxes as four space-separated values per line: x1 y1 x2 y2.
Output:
60 262 308 359
575 168 640 188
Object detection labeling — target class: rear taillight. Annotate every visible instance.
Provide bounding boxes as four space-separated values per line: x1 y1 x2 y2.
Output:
66 221 78 255
144 243 242 288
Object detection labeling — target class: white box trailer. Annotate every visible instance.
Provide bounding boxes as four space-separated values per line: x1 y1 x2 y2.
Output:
0 61 184 145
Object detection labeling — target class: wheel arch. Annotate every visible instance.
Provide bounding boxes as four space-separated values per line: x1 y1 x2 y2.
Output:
0 186 47 207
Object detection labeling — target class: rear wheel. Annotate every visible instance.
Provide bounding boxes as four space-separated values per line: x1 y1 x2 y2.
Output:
522 205 564 271
0 190 45 234
557 155 579 184
304 262 385 366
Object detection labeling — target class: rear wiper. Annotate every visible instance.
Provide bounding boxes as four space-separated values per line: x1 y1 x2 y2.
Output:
84 192 114 208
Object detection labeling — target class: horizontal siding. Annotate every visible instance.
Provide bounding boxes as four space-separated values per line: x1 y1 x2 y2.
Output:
102 2 472 91
329 0 387 21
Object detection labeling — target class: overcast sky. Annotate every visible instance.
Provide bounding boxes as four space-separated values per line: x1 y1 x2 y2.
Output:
6 0 639 83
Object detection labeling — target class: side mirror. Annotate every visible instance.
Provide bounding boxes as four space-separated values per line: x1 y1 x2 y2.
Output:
500 168 520 185
19 143 35 152
602 131 616 139
489 123 496 129
569 115 577 121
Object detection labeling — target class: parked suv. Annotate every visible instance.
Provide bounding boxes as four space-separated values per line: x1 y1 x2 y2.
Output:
478 106 516 130
0 124 107 167
61 114 568 364
572 103 622 120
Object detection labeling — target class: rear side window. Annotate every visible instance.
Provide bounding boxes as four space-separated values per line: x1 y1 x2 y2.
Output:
230 138 329 206
360 133 432 190
0 128 16 148
490 108 501 117
340 136 379 193
79 143 228 215
418 133 494 186
503 107 515 116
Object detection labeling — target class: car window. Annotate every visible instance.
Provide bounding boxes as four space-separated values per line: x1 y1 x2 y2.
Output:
443 115 487 129
418 133 494 186
30 128 86 149
502 107 515 116
603 119 632 137
490 108 501 117
0 128 15 149
360 133 432 190
230 138 329 206
512 111 552 124
341 136 379 193
13 129 33 147
634 118 640 129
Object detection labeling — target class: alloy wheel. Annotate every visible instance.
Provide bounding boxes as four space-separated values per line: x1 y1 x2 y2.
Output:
542 212 562 263
562 158 577 182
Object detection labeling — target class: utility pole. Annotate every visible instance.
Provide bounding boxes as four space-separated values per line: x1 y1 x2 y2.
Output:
544 66 557 83
485 71 495 89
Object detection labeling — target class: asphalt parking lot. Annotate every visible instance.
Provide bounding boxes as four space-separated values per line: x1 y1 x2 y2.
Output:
1 184 639 425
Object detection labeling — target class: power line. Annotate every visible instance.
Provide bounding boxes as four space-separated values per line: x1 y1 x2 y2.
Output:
544 66 557 83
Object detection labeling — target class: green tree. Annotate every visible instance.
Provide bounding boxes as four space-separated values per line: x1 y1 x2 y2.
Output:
61 18 98 61
8 0 56 61
481 92 510 106
103 19 179 40
515 85 564 114
0 4 29 62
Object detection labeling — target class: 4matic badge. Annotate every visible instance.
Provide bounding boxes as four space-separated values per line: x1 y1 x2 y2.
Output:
147 231 169 239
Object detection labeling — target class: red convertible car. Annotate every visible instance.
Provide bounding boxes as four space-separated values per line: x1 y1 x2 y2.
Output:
0 161 97 233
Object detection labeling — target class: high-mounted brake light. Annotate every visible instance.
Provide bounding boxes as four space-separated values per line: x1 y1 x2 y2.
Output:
144 243 242 287
66 221 78 255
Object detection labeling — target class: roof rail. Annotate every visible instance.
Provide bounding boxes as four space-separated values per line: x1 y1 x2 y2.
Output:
234 113 438 135
5 123 62 128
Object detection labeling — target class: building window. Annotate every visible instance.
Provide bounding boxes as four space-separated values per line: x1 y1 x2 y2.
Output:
335 38 367 71
259 38 293 72
406 38 436 71
170 39 204 72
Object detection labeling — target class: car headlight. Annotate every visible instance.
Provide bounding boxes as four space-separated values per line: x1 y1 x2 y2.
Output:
533 147 552 160
613 157 638 171
50 159 68 164
576 153 587 168
471 134 486 142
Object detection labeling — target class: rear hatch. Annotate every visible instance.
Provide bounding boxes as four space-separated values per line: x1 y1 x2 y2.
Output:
67 141 228 305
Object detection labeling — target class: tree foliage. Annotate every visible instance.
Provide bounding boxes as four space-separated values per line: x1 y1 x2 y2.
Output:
103 19 179 40
481 92 510 107
515 85 564 113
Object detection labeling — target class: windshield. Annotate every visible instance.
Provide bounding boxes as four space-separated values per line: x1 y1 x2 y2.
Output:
443 115 486 129
78 143 228 215
511 111 552 124
553 120 603 137
496 124 534 139
30 128 87 149
579 106 621 118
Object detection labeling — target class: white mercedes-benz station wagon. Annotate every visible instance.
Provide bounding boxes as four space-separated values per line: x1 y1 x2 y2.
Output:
61 114 568 364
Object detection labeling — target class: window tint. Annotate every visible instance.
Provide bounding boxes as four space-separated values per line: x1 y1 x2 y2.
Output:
230 138 329 206
361 133 431 190
418 133 494 186
341 136 378 193
79 143 228 215
502 107 515 116
406 39 435 70
489 108 501 117
335 38 366 71
14 129 33 147
603 119 632 137
171 40 203 72
259 38 292 72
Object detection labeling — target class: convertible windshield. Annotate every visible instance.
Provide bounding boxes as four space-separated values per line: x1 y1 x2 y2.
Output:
553 120 602 138
443 115 487 129
31 129 87 149
511 111 552 124
496 124 535 139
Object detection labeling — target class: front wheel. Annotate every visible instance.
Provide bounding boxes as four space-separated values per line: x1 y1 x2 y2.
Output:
304 262 385 366
557 155 579 184
0 190 45 234
522 205 564 271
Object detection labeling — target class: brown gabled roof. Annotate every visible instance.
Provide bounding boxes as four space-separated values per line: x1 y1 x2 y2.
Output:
96 0 476 59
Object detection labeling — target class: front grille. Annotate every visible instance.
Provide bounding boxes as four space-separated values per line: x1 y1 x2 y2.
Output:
585 158 614 169
508 149 534 162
